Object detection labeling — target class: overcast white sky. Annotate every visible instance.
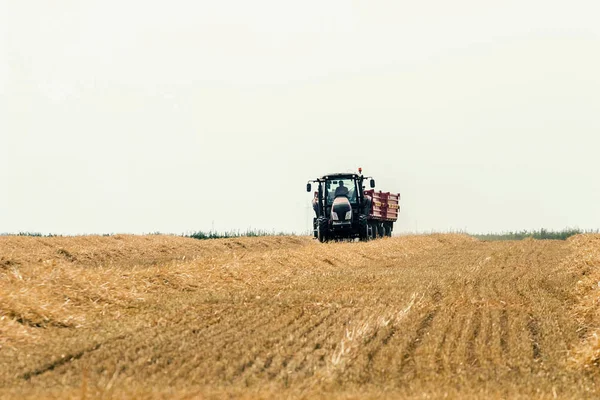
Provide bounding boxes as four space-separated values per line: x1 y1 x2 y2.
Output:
1 0 599 235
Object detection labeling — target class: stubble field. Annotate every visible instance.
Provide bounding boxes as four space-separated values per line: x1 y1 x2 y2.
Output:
2 233 600 399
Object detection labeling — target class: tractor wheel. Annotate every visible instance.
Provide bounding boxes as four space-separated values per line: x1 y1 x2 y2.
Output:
359 215 369 242
317 217 329 243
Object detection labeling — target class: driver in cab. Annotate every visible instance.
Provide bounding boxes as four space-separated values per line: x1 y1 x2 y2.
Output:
334 181 349 197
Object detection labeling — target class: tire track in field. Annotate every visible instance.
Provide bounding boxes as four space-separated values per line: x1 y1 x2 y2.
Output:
507 242 570 372
465 277 483 369
538 277 573 304
167 305 306 385
274 311 336 379
265 309 335 381
233 307 338 383
434 307 457 374
480 276 509 373
465 307 483 368
349 289 440 384
264 307 363 389
425 243 530 378
17 305 229 383
490 278 511 361
479 275 507 374
397 307 439 380
283 307 360 382
514 283 543 369
147 305 283 363
527 313 542 361
482 308 498 371
37 303 293 387
22 342 103 381
229 309 317 382
499 307 510 358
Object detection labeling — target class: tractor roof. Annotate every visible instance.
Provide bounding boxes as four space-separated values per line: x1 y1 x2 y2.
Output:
319 173 360 180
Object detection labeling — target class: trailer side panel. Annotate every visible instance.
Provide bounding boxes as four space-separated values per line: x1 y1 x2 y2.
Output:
365 189 400 222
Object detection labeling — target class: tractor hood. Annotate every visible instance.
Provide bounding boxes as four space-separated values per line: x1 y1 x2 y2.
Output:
331 196 352 221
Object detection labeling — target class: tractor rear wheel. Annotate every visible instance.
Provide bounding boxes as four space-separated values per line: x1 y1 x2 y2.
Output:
317 217 329 243
359 215 369 242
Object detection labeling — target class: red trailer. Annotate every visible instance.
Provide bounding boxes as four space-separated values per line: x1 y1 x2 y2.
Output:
364 189 400 237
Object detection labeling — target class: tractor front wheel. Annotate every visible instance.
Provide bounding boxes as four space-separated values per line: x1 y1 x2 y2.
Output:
317 217 329 243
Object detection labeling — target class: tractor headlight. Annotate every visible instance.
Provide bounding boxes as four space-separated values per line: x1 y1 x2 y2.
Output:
345 211 352 220
331 212 339 221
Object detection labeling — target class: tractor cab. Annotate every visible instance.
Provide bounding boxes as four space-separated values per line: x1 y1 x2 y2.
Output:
325 178 358 204
308 174 361 216
306 170 375 242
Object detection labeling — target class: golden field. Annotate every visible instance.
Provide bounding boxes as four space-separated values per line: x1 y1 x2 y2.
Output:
2 233 600 399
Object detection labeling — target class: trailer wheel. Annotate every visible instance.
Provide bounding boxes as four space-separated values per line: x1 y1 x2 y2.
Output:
377 224 385 238
369 224 376 240
317 217 329 243
384 222 393 237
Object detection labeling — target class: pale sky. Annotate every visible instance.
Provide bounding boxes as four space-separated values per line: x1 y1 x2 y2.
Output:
1 0 599 235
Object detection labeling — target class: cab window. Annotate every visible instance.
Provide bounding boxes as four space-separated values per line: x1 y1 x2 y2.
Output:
327 179 357 203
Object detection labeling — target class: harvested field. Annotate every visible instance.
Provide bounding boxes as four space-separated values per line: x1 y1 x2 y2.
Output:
2 234 600 399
